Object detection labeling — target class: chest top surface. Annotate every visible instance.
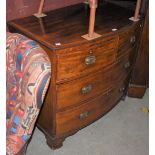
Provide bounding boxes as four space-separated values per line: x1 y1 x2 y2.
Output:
8 3 139 50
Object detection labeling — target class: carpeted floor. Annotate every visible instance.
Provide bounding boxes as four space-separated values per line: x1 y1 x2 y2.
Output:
27 89 149 155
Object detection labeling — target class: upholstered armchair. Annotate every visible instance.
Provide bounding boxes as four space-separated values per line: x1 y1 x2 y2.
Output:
6 32 51 155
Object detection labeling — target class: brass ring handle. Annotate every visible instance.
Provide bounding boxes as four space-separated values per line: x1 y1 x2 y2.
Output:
130 35 136 44
124 61 130 69
85 55 96 65
79 111 89 119
81 84 92 94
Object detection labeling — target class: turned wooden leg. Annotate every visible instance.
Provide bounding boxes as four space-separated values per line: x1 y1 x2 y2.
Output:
46 136 65 150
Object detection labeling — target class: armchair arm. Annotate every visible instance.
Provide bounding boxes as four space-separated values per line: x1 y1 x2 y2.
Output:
6 33 51 155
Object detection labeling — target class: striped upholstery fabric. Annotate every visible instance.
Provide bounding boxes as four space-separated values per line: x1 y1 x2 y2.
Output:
6 32 51 155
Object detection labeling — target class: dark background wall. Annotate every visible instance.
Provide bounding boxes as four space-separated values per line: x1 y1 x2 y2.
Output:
7 0 83 21
7 0 148 21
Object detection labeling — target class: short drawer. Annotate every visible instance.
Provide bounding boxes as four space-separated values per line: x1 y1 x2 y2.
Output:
112 46 136 85
56 85 125 135
118 24 141 57
56 36 117 81
56 67 114 110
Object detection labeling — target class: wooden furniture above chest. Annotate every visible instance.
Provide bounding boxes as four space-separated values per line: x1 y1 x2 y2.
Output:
8 2 143 149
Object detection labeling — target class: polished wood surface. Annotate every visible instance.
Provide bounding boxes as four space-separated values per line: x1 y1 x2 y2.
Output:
118 23 141 57
57 36 117 81
56 86 123 135
57 64 114 111
114 49 136 82
8 3 138 49
8 2 143 149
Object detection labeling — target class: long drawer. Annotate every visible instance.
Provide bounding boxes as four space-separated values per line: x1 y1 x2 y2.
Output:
56 66 113 110
57 48 135 111
56 36 118 81
56 83 126 135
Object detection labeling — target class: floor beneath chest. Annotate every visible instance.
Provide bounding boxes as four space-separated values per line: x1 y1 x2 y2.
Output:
27 89 149 155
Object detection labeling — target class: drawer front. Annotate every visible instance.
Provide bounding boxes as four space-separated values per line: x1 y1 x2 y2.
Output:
118 24 141 57
56 84 126 135
114 48 136 83
57 37 118 81
57 47 136 111
57 67 114 110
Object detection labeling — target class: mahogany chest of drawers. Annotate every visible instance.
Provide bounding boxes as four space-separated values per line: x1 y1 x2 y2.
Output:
8 3 143 149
